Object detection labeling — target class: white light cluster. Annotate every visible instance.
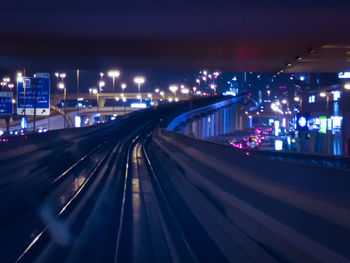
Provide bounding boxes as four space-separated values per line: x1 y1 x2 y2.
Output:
270 102 284 114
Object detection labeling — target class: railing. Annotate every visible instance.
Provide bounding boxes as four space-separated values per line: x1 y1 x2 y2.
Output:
160 128 350 170
250 149 350 170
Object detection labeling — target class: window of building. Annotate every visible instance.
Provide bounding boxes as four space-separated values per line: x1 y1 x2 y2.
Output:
308 95 316 103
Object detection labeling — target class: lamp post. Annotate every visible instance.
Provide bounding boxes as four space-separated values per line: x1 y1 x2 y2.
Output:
55 72 66 94
169 85 178 97
121 83 127 114
89 88 92 106
92 88 98 113
134 76 145 102
121 83 127 94
60 73 66 81
58 82 67 129
108 70 120 115
160 91 165 100
98 80 105 113
17 72 26 119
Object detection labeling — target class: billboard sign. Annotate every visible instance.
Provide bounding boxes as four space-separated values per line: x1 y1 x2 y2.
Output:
17 77 50 115
319 116 327 134
0 92 13 115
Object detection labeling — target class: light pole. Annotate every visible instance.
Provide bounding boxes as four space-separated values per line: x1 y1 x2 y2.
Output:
213 71 220 95
60 73 66 82
169 85 178 98
121 83 127 94
98 80 105 113
76 69 80 95
134 76 145 102
89 88 92 106
108 70 120 115
210 84 216 94
121 83 127 114
55 72 66 93
17 72 26 120
58 82 67 129
92 88 98 114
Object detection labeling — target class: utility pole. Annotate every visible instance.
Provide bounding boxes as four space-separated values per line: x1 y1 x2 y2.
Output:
33 78 38 132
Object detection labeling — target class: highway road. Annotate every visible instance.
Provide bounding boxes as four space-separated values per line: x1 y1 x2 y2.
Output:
0 96 349 263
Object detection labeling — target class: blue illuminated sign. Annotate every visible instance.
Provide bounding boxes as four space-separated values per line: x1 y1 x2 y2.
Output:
0 92 13 115
17 77 50 116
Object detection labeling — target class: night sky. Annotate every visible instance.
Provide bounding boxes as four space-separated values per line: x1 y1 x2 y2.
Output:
0 0 349 72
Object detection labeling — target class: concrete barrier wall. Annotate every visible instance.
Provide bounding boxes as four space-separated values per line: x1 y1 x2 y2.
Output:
167 96 250 139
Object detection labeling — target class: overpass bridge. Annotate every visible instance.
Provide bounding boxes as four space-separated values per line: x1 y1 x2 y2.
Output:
2 92 192 132
53 92 192 107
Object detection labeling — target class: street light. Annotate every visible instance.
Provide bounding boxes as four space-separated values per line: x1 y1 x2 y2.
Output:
160 91 165 100
320 92 326 97
344 83 350 90
121 83 127 93
55 72 66 95
108 70 120 115
134 76 145 102
169 85 178 97
16 72 25 117
210 84 216 94
58 82 67 129
88 88 93 106
181 88 190 94
99 80 105 92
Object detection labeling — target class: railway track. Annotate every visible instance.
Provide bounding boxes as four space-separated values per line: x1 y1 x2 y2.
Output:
11 118 197 263
2 97 250 263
